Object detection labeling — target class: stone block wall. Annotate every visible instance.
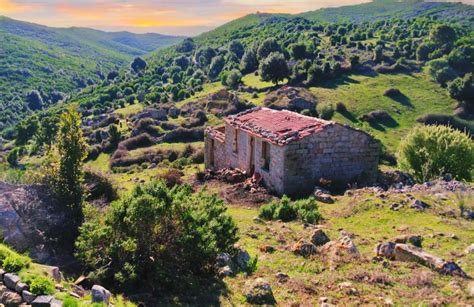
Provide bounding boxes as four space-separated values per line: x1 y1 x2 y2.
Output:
283 124 380 196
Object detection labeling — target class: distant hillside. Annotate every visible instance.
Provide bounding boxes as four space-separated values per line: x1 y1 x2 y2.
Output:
0 16 182 130
298 0 474 26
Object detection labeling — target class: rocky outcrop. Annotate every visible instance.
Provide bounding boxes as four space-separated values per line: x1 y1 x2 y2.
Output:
92 285 111 305
376 242 469 278
244 278 276 305
264 86 317 112
0 182 72 264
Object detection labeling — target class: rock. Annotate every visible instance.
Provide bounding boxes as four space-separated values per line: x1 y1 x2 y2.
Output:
313 188 334 204
91 285 111 305
375 242 468 278
275 272 289 282
0 269 5 281
32 295 54 307
410 199 429 211
3 274 20 290
217 266 233 277
1 289 23 306
311 229 330 246
253 217 266 224
15 282 28 293
260 245 275 253
321 236 360 256
22 290 36 304
292 239 317 257
51 298 62 307
389 203 403 211
464 244 474 255
0 284 7 297
392 234 423 248
467 281 474 297
216 252 233 268
234 245 251 271
244 278 276 305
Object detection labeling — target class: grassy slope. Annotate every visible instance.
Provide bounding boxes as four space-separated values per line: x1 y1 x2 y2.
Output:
220 189 474 305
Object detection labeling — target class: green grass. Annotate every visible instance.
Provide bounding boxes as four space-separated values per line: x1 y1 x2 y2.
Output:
114 103 144 117
309 71 457 152
176 82 224 108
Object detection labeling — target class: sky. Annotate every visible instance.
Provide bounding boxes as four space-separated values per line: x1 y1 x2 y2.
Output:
1 0 473 36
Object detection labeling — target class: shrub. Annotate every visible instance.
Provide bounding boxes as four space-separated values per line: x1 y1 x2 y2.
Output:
383 88 402 97
156 169 183 187
335 102 347 113
23 275 55 295
2 254 31 272
398 125 474 182
76 181 239 293
118 133 154 150
317 103 335 120
63 296 80 307
258 196 322 224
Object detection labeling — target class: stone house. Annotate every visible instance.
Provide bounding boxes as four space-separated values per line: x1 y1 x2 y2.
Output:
204 107 380 196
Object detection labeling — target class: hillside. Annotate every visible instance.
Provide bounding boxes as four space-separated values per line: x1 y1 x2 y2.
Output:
0 16 182 131
299 0 474 27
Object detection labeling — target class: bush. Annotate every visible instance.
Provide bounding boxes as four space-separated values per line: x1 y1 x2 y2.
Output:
258 196 322 224
336 102 347 113
23 275 55 295
118 133 154 150
317 103 335 120
76 181 239 293
2 255 31 272
398 125 474 182
156 169 183 187
63 296 80 307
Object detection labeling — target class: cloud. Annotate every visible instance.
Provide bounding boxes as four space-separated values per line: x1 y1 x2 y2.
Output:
0 0 37 13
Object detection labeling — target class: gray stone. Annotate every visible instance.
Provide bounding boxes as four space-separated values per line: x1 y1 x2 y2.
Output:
22 290 36 304
3 274 20 290
234 245 250 271
217 265 233 277
465 244 474 255
1 289 23 306
292 239 317 257
91 285 111 305
0 269 5 281
51 298 63 307
411 199 429 211
244 278 276 305
15 282 28 293
275 272 289 282
311 229 331 246
392 234 423 248
32 295 53 307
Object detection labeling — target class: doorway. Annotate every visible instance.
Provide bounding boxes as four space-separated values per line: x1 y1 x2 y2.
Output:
249 137 255 175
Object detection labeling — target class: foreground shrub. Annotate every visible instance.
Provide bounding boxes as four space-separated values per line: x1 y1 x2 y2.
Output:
2 254 31 272
76 181 239 293
398 125 474 182
259 196 322 224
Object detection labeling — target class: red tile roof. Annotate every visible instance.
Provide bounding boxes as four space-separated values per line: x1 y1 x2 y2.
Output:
224 107 333 145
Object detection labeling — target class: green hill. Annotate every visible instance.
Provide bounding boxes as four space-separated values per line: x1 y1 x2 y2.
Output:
0 16 182 130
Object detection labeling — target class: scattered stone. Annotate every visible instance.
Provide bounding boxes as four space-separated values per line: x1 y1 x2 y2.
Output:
392 234 423 248
218 266 234 277
2 289 22 306
15 282 28 293
292 239 317 257
410 199 430 211
375 242 468 278
275 272 289 282
3 273 20 290
244 278 276 305
321 236 360 256
0 269 5 281
260 245 275 253
91 285 111 305
234 245 251 271
464 244 474 255
389 203 403 211
32 295 54 307
253 217 266 224
51 298 62 307
313 187 334 204
311 229 330 247
22 290 36 304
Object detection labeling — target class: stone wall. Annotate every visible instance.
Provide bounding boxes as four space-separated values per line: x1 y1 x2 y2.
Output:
283 124 380 196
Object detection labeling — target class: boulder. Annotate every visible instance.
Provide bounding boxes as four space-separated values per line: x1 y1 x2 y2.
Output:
392 234 423 248
465 244 474 255
313 187 334 204
91 285 111 305
3 273 20 290
32 295 54 307
260 245 275 253
217 266 234 277
410 199 429 211
292 239 317 257
311 229 330 246
234 245 251 271
15 282 28 293
244 278 276 305
275 272 289 282
22 290 36 304
375 242 468 278
1 289 23 306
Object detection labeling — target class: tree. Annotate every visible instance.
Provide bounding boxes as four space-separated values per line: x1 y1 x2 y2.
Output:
229 40 245 59
7 148 19 167
176 38 195 53
289 43 307 60
35 114 59 147
373 45 383 63
131 57 147 72
26 90 43 110
416 43 432 61
240 49 258 74
47 106 88 244
208 55 225 80
15 116 39 146
398 125 474 182
448 73 474 110
75 181 239 293
349 55 360 69
257 38 282 60
226 69 243 89
259 52 290 86
430 24 456 47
